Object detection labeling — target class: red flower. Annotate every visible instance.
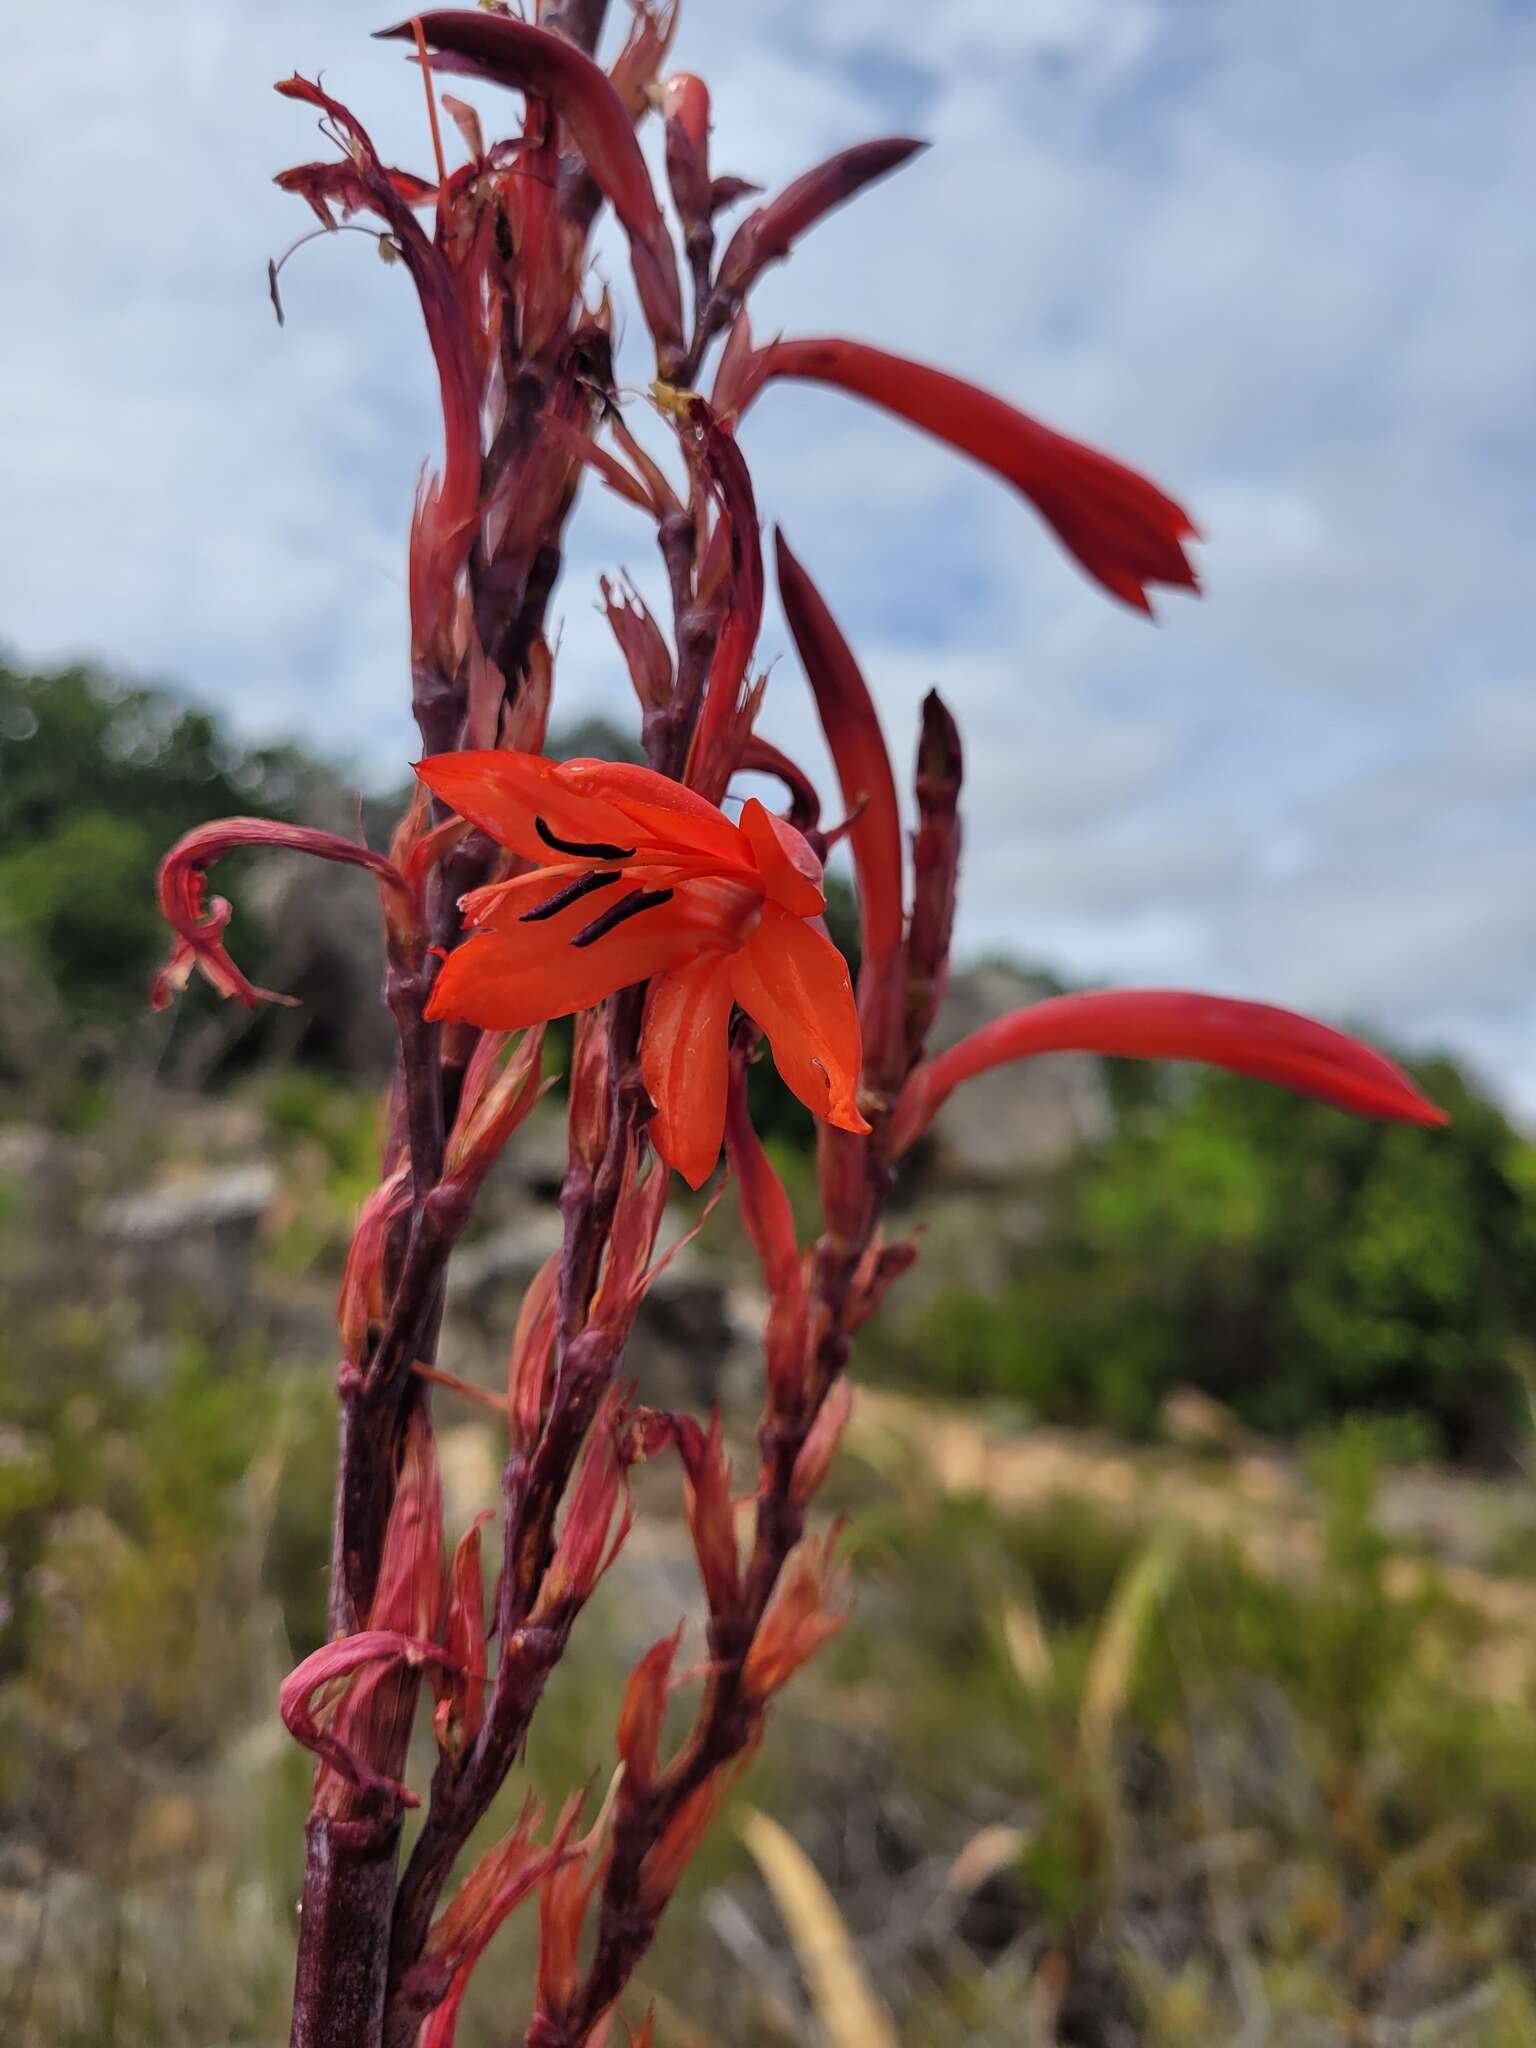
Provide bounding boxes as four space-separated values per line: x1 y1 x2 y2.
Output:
417 751 868 1185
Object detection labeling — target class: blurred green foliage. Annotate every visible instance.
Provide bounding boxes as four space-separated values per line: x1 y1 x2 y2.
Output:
874 1061 1536 1459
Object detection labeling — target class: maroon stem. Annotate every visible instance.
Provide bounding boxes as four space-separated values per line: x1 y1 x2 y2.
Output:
290 1815 403 2048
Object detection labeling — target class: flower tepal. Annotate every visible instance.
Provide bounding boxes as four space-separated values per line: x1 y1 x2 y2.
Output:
417 750 868 1186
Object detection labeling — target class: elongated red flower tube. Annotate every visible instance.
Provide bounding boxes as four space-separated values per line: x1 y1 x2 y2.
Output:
757 337 1200 612
375 11 685 366
892 989 1447 1153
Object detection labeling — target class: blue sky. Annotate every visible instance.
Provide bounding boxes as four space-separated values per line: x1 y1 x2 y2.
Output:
6 1 1535 1109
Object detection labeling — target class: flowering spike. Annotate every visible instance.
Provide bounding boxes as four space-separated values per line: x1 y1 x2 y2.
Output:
376 11 686 368
757 338 1201 613
715 137 926 305
892 989 1448 1153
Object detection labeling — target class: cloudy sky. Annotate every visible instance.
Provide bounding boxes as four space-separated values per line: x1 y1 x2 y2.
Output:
7 1 1535 1110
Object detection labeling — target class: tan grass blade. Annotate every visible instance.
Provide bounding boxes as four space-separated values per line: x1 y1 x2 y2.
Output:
1001 1589 1052 1691
1078 1535 1179 1771
739 1807 899 2048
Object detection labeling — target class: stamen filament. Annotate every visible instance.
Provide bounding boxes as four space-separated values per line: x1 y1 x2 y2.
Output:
570 887 676 949
520 870 622 923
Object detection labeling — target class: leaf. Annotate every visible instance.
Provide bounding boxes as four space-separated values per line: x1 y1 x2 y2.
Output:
739 1808 899 2048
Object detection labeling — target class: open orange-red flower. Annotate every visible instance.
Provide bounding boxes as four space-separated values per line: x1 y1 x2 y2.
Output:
418 751 868 1186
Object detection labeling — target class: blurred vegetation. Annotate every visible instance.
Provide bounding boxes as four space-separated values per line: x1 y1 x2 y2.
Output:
874 1061 1536 1462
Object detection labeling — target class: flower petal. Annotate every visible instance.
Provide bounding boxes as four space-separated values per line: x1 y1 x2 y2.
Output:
892 989 1448 1150
737 799 825 918
417 751 649 863
730 905 868 1134
642 958 736 1187
428 882 739 1029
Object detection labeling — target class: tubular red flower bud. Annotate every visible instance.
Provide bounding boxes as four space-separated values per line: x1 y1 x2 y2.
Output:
686 405 766 801
616 1625 683 1803
756 337 1201 614
742 1527 848 1702
377 11 686 368
711 307 770 420
906 689 963 1065
893 989 1449 1152
725 1053 808 1412
715 137 926 304
674 1411 741 1618
662 73 712 241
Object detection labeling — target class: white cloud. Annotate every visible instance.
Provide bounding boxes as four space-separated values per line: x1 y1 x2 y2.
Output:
5 0 1534 1110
